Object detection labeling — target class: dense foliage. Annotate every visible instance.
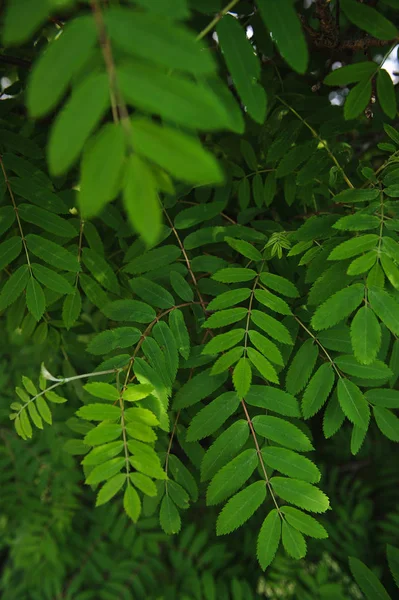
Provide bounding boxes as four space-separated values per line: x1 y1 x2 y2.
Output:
1 0 399 598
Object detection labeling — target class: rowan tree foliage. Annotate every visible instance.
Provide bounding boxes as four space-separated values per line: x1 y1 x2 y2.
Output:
1 0 399 598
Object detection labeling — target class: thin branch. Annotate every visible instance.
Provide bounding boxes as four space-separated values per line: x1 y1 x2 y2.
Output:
163 208 208 313
0 155 32 270
90 0 132 140
196 0 241 41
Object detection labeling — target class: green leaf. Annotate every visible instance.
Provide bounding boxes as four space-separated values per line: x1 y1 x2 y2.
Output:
124 157 161 247
169 308 190 359
373 406 399 442
217 15 266 124
106 7 215 75
27 15 97 117
84 383 119 402
82 442 124 466
252 415 313 452
262 447 321 483
3 0 48 45
253 173 264 208
311 284 364 330
84 424 122 446
246 386 300 417
381 254 399 290
247 347 279 384
125 406 159 427
175 201 225 230
130 446 167 481
167 480 189 509
119 62 228 132
160 495 181 534
80 273 109 309
286 339 318 396
347 251 377 276
96 473 126 507
123 384 154 402
18 204 76 239
26 234 80 272
0 206 15 237
335 354 392 379
200 420 249 482
48 72 109 175
348 557 392 600
206 449 258 506
225 237 262 262
282 521 306 559
102 299 155 323
328 235 379 261
384 123 399 145
204 307 247 329
259 272 299 298
333 188 379 204
153 321 178 384
257 509 281 570
324 62 377 85
368 286 399 336
233 358 252 398
168 454 197 500
344 79 372 120
76 403 121 421
351 305 381 365
238 177 250 210
170 271 193 302
186 391 240 442
387 545 399 588
213 268 257 283
254 289 292 315
0 237 22 271
26 277 45 322
82 248 119 294
125 246 181 275
207 289 251 311
365 388 399 408
377 69 397 119
211 347 243 375
31 263 74 295
264 172 277 207
85 457 125 485
302 364 335 419
87 327 141 356
351 423 368 455
257 0 308 73
20 410 32 439
282 506 328 539
333 214 380 231
248 330 284 366
173 368 227 409
27 401 43 430
79 123 125 218
130 277 174 309
251 310 292 345
341 0 397 40
62 290 81 330
216 480 266 535
124 484 141 523
337 378 370 429
132 117 224 185
271 477 330 513
130 472 157 497
323 392 345 438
